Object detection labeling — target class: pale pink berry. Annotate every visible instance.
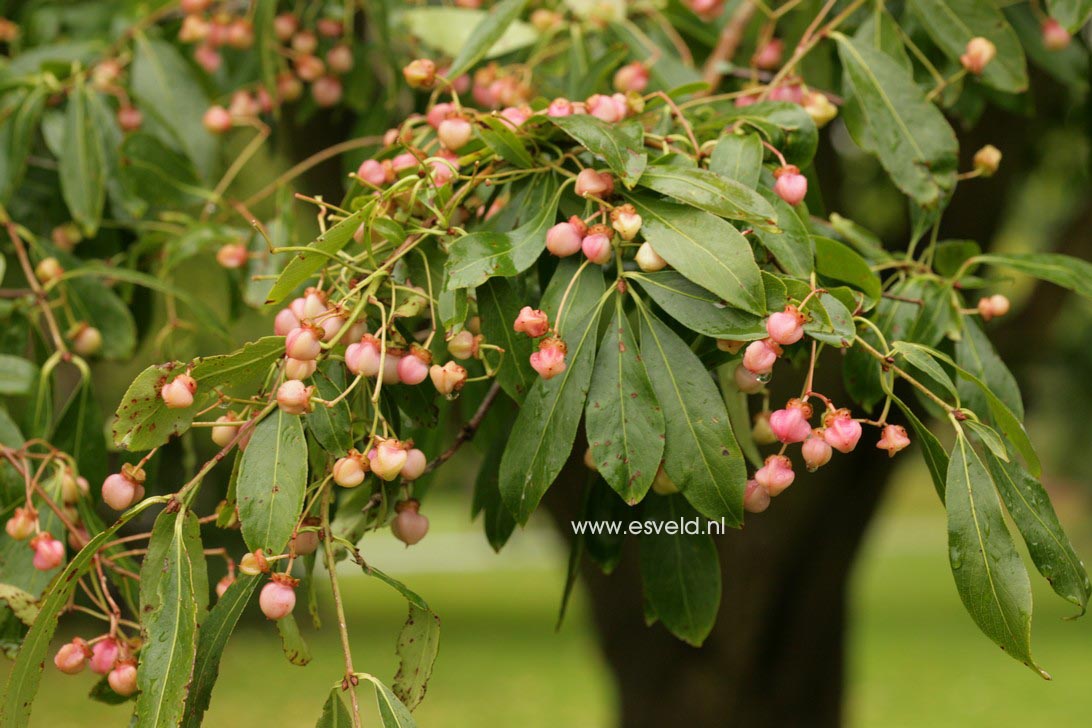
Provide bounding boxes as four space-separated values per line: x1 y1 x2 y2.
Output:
428 158 456 187
635 242 666 272
977 294 1010 322
311 75 343 107
753 38 784 69
276 380 313 415
802 430 833 471
318 312 346 342
766 305 806 345
426 102 455 129
877 424 911 457
960 37 996 74
108 661 138 696
447 330 478 360
259 577 297 620
403 58 436 89
278 72 305 101
689 0 725 20
273 12 297 41
613 62 649 93
326 44 354 73
398 347 432 385
345 334 382 377
586 93 625 123
194 43 221 73
332 451 368 487
575 168 614 198
239 550 269 576
430 361 468 396
5 506 36 540
401 449 427 481
292 519 321 555
316 18 343 37
391 500 429 545
294 54 325 82
547 98 574 117
203 105 232 134
179 14 208 43
546 221 585 257
514 306 550 338
582 227 613 265
610 204 642 241
300 289 329 320
161 374 197 409
769 83 804 104
216 242 248 269
734 364 765 394
89 637 119 675
754 455 795 497
769 398 813 444
285 325 322 361
773 166 807 206
438 116 473 151
743 479 771 513
274 307 300 336
102 470 145 511
117 106 143 132
292 30 318 54
54 638 92 674
1042 19 1071 51
742 338 781 375
211 413 239 448
499 106 530 128
339 321 368 346
822 408 862 453
228 91 260 119
381 351 402 385
357 159 389 187
530 337 567 380
370 439 408 481
284 357 316 381
216 574 234 598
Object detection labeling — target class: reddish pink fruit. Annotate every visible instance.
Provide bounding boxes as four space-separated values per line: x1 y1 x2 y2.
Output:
876 424 911 457
102 468 146 511
530 337 567 380
743 479 771 514
754 455 795 497
547 98 574 117
202 105 232 134
499 105 530 128
742 338 781 375
734 364 765 394
513 306 550 338
285 325 323 361
316 18 343 38
108 661 138 696
216 242 248 269
582 226 614 265
273 13 298 41
291 30 317 55
428 158 456 187
311 75 343 107
401 449 428 481
274 307 300 336
89 637 119 675
766 305 806 345
284 357 317 381
1041 19 1071 51
381 351 402 385
276 379 313 415
769 398 813 444
574 168 614 198
117 106 143 132
54 638 92 674
822 408 862 453
326 44 354 74
960 37 996 75
613 62 649 93
357 159 389 186
546 221 585 257
5 506 36 540
30 535 64 571
398 347 432 385
426 102 455 129
802 430 833 471
345 334 382 377
194 43 221 73
773 165 808 206
430 361 468 396
753 38 784 70
161 374 197 409
216 574 234 598
586 93 625 123
391 500 429 545
294 54 325 82
977 294 1010 322
333 451 368 488
259 576 297 620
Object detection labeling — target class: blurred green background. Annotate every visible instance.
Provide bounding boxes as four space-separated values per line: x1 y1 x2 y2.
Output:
11 454 1091 727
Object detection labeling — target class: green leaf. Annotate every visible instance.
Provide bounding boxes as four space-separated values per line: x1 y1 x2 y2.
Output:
393 603 441 710
708 133 763 189
1046 0 1092 31
477 278 535 403
803 292 856 347
550 115 647 186
700 101 818 167
0 355 35 395
442 0 530 78
357 563 430 611
637 165 778 230
275 612 312 666
751 191 814 277
0 585 38 626
891 342 959 401
358 674 417 728
190 336 286 392
118 132 205 210
854 6 913 70
478 115 535 168
633 197 766 316
445 178 560 289
266 205 372 304
52 379 107 486
893 396 949 501
59 80 106 236
639 494 721 646
136 509 208 727
833 33 959 208
499 283 606 524
111 362 195 450
0 86 47 204
472 437 517 552
638 309 746 524
252 0 279 94
813 236 882 305
984 452 1091 616
585 296 665 503
306 363 353 456
316 688 353 728
945 436 1045 676
237 409 308 554
181 574 261 728
631 271 765 339
909 0 1028 93
973 252 1092 300
955 318 1023 417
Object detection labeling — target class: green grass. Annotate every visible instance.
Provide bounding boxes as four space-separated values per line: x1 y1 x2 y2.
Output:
7 470 1092 726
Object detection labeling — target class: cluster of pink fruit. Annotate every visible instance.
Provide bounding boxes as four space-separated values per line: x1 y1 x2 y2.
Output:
5 465 91 570
53 634 138 697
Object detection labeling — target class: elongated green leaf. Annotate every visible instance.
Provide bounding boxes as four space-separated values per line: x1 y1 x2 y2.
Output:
586 296 664 503
946 436 1044 676
639 494 721 646
316 688 353 727
267 205 372 304
237 410 308 554
752 191 813 277
472 437 517 551
803 292 856 347
814 236 882 305
393 603 441 710
974 252 1092 300
181 574 260 727
446 0 529 77
358 674 417 728
0 585 38 626
631 271 765 339
834 33 958 208
634 198 765 316
550 115 647 186
499 283 606 524
955 318 1023 417
190 336 286 392
111 362 195 450
984 452 1090 616
446 178 559 289
137 509 208 727
0 355 35 395
909 0 1027 93
893 397 949 501
404 6 535 63
0 86 47 203
708 133 763 189
0 499 163 727
854 6 913 70
1047 0 1092 31
276 612 312 666
477 278 535 402
638 165 777 230
638 309 745 524
478 115 535 168
118 132 206 210
59 81 106 236
306 364 353 456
